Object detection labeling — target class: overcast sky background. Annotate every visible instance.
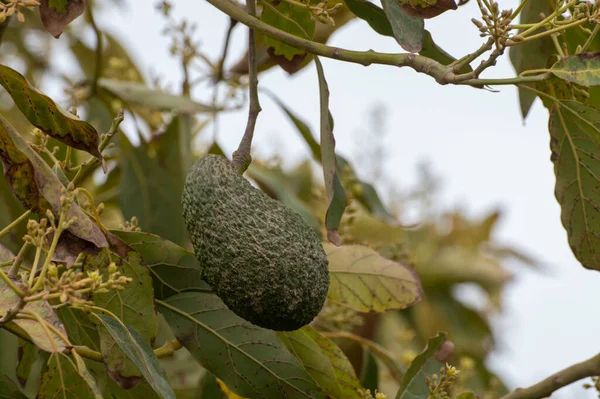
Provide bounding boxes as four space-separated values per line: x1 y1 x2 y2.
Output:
47 0 600 397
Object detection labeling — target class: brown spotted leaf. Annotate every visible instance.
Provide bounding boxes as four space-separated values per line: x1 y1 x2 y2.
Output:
39 0 85 39
1 295 68 353
551 52 600 87
0 115 108 249
0 65 103 164
0 116 50 213
398 0 457 19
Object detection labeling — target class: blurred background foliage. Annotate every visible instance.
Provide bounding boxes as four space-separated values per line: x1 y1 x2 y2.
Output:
0 1 537 397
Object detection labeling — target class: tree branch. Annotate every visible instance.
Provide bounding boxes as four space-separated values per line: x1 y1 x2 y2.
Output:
204 0 554 88
231 0 261 173
502 353 600 399
205 0 451 82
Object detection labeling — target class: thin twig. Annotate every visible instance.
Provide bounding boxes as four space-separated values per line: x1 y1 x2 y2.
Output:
0 268 24 297
581 23 600 53
71 109 124 186
87 4 103 94
0 210 31 240
450 38 494 73
215 18 238 82
231 0 262 173
502 352 600 399
8 242 30 278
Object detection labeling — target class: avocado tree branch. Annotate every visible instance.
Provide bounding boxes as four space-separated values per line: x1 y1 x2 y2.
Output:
501 352 600 399
203 0 553 87
231 0 261 173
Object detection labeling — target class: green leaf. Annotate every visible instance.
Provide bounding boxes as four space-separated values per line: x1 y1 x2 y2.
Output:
261 0 315 61
154 115 194 188
158 292 326 399
0 373 27 399
548 100 600 269
342 0 394 37
246 163 321 231
91 314 175 399
119 134 187 245
55 307 100 350
395 332 447 399
278 326 363 399
98 79 219 114
40 0 85 38
196 372 226 399
0 65 102 161
103 377 163 399
0 115 109 249
380 0 424 53
92 251 158 385
359 349 379 393
37 352 101 399
508 0 555 119
413 292 492 358
315 58 347 245
535 75 589 110
16 340 45 387
109 230 207 299
551 53 600 87
420 30 472 75
264 90 321 160
324 243 422 312
0 176 26 253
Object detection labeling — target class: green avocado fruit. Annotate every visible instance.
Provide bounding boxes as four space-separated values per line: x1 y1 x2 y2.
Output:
182 154 330 331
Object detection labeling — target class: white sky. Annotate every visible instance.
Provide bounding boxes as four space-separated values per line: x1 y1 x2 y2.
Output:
81 1 600 397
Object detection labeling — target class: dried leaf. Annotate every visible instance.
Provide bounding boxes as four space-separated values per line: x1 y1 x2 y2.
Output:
0 115 108 249
39 0 85 38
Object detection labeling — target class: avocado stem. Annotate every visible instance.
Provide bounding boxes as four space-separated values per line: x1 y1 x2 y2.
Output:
232 0 262 174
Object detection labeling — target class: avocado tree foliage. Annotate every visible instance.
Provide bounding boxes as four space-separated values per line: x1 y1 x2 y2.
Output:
0 0 599 398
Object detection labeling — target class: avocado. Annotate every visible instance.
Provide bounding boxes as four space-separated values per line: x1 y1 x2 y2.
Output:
182 155 329 331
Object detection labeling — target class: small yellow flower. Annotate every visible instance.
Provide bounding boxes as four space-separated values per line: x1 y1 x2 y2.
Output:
445 363 460 377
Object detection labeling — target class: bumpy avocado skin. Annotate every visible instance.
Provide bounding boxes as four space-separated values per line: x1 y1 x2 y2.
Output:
182 154 329 331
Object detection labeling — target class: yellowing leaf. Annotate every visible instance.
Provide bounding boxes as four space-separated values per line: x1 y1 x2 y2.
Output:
40 0 85 38
279 326 363 399
217 379 249 399
551 53 600 87
324 243 422 312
